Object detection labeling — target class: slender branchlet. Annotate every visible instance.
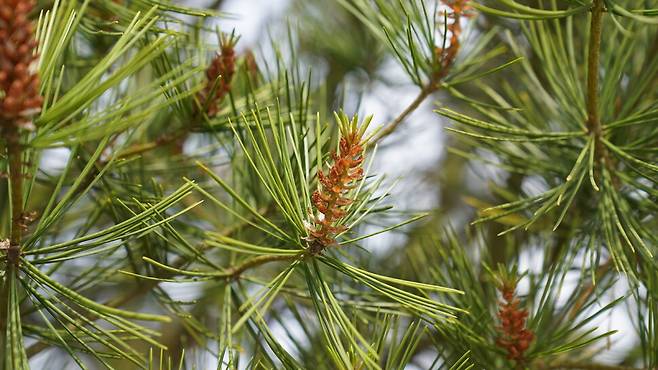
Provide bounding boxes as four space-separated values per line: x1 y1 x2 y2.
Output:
197 35 237 117
579 0 619 306
0 0 42 265
586 0 613 173
495 272 534 367
375 0 472 142
307 113 373 252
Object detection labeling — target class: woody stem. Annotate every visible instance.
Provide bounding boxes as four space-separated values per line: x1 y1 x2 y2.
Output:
1 123 24 363
6 125 23 265
374 85 436 143
586 0 610 170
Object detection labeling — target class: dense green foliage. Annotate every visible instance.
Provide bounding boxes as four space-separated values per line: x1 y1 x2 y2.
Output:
1 0 657 369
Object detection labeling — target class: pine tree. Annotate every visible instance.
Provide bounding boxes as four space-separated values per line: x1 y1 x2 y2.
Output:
0 0 657 369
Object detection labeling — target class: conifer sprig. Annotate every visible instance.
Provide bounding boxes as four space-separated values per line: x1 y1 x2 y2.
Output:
1 0 42 269
128 107 463 368
437 1 658 279
343 0 520 141
0 0 656 368
416 230 622 368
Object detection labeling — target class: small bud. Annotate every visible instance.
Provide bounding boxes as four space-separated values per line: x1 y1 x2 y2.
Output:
197 35 237 117
244 49 260 83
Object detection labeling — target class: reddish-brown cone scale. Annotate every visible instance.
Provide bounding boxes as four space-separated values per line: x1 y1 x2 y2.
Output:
434 0 473 78
496 281 534 364
0 0 43 128
308 128 366 249
197 41 236 117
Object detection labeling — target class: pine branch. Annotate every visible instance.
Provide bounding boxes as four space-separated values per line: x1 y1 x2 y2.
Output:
362 0 473 143
3 0 657 366
586 0 612 172
1 2 42 361
24 211 261 359
573 0 618 312
0 126 22 355
374 85 436 142
6 126 23 265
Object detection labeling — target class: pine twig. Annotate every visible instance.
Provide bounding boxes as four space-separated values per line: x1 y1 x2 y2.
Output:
0 125 22 365
562 0 618 320
6 126 23 265
24 209 271 358
1 0 42 264
373 1 470 143
586 0 613 174
373 85 436 143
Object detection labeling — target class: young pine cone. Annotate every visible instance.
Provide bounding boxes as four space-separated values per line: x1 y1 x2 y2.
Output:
197 36 237 117
0 0 43 129
307 113 373 251
496 279 534 364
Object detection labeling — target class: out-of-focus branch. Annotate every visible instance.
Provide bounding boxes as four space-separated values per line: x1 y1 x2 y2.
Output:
373 86 437 143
